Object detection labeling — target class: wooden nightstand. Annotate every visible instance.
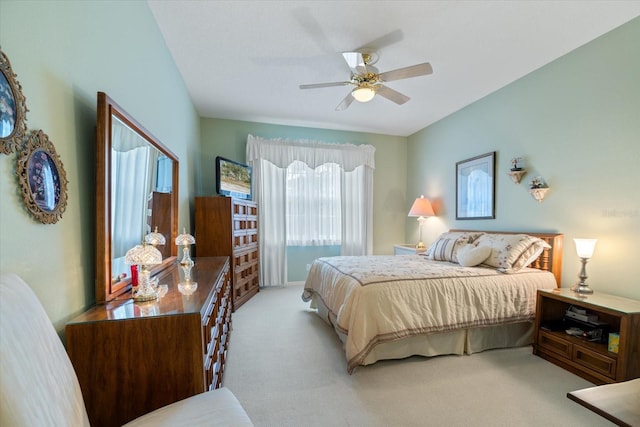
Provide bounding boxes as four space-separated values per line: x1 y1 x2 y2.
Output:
393 244 427 255
533 288 640 384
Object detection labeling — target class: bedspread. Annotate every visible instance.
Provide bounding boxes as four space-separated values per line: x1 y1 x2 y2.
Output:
302 255 557 372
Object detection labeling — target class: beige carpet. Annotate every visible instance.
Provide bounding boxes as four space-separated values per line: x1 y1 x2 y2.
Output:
223 283 612 427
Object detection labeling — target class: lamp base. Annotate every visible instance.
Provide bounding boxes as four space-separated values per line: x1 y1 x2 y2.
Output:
573 284 594 295
415 241 426 250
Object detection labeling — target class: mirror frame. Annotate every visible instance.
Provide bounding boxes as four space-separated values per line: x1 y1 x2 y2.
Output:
96 92 179 303
1 49 29 155
17 129 68 223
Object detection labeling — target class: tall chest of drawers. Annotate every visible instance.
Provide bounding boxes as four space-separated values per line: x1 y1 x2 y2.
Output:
195 196 260 310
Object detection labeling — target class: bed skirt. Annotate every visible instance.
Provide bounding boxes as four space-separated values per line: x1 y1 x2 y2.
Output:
312 293 534 369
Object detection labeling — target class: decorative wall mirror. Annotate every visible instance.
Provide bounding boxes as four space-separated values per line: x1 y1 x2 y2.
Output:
96 92 179 303
1 49 29 155
17 130 68 223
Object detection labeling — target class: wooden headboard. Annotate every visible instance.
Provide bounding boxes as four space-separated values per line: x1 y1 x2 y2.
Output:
450 230 564 286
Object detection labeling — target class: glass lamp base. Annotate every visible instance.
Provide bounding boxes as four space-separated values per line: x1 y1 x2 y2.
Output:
415 241 426 249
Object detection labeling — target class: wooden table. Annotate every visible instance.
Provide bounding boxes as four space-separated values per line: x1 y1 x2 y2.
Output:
567 378 640 426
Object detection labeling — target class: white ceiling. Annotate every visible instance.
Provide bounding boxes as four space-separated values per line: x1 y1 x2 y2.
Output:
148 1 640 137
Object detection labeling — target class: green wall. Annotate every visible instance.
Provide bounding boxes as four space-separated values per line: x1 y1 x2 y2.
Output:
407 17 640 300
0 1 200 331
200 118 408 279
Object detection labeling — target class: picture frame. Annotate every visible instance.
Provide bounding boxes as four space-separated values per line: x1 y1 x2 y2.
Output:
456 151 496 220
0 49 29 155
17 130 68 224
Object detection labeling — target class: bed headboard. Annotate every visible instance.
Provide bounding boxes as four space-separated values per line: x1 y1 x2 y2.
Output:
450 230 564 286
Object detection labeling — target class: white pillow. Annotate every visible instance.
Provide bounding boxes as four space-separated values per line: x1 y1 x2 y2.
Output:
425 231 485 263
456 244 492 267
475 233 551 273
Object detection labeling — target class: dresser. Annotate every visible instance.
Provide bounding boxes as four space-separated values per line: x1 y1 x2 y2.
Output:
66 257 231 427
195 196 260 310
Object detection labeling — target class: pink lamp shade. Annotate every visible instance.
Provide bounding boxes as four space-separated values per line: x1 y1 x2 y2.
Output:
408 195 435 218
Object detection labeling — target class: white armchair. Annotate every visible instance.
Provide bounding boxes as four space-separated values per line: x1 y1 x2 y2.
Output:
0 273 253 427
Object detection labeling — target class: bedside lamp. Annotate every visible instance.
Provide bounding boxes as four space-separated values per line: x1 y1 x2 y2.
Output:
176 228 196 267
572 238 597 294
408 195 435 249
125 243 162 302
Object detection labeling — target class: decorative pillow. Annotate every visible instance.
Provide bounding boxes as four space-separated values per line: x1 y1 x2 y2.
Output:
475 233 551 273
456 244 492 267
425 231 485 263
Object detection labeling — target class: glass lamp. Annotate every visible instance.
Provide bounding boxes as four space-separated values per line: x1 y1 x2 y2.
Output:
125 243 162 302
408 195 435 249
352 86 376 103
175 228 196 267
571 238 597 294
178 263 198 296
144 226 166 246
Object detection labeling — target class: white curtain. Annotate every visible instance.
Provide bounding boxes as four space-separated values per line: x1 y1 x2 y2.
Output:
111 118 151 263
247 135 375 286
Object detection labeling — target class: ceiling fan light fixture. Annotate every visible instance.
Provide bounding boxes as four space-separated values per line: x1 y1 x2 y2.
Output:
352 86 376 103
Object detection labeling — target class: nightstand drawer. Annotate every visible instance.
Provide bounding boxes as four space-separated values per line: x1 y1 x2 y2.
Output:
573 344 616 379
538 331 572 358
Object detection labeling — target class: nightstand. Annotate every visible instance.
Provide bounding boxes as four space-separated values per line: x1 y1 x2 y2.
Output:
393 244 427 255
533 288 640 384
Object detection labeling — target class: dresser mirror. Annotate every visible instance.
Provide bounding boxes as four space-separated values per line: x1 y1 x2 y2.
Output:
95 92 179 303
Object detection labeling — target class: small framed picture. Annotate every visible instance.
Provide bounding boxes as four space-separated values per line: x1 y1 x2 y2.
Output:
456 151 496 220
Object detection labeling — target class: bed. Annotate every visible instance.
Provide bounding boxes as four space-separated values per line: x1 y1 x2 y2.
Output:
302 230 563 373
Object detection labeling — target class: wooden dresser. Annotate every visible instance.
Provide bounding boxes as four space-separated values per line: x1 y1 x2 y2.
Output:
195 196 260 310
66 257 231 427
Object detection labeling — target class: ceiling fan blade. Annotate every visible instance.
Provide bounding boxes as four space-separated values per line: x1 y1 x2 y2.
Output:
299 81 351 89
376 85 410 105
335 92 355 111
378 62 433 82
342 52 368 75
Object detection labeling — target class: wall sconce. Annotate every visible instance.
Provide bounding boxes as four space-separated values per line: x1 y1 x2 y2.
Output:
175 228 196 267
408 195 435 249
571 238 597 294
125 243 162 302
144 226 166 247
507 157 526 184
528 176 549 202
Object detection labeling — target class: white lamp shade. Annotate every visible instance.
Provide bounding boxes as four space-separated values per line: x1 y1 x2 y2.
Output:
125 244 162 266
574 238 597 258
352 86 376 103
144 227 166 246
175 229 196 246
408 195 435 217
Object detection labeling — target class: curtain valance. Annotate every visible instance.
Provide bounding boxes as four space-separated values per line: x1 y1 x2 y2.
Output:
246 134 375 172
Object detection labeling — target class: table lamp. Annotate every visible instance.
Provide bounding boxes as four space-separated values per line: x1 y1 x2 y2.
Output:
125 243 162 302
176 228 196 267
571 238 597 294
408 195 435 249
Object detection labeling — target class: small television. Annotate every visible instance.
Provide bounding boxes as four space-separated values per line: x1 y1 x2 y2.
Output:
215 156 252 200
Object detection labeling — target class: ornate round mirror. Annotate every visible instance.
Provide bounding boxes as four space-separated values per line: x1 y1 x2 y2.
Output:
17 130 68 223
1 49 29 155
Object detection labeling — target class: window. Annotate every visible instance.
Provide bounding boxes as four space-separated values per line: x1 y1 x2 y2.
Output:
286 160 341 246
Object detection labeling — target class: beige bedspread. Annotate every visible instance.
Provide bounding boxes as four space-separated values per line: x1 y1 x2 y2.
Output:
302 255 557 372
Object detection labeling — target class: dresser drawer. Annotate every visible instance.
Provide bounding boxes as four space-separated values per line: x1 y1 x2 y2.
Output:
573 344 616 379
538 331 572 359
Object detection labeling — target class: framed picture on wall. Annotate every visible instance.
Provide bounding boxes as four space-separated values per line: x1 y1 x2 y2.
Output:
456 151 496 220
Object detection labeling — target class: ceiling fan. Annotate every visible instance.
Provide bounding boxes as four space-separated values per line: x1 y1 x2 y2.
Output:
299 51 433 111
